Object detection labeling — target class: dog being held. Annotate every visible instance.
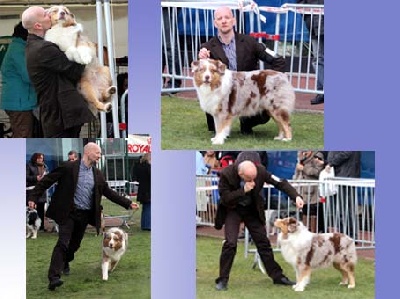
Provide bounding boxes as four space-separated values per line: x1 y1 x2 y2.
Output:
274 217 357 292
102 227 128 281
45 5 115 115
191 58 295 145
26 207 41 239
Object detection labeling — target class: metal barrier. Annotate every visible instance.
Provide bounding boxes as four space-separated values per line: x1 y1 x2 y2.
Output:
195 176 376 254
161 1 324 95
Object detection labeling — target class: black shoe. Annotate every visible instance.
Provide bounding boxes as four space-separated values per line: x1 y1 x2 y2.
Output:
273 276 296 286
310 94 324 105
215 281 228 291
63 263 70 275
48 278 63 291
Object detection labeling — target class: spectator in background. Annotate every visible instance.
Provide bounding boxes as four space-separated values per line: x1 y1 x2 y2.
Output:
22 6 94 137
196 151 210 175
198 6 286 135
326 151 361 241
1 21 37 137
297 0 324 104
26 152 49 231
203 151 220 174
67 150 79 161
293 150 325 232
135 153 151 231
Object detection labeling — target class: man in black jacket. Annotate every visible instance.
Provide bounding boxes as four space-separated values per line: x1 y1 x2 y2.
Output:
28 142 139 290
22 6 94 137
214 151 304 291
198 6 286 135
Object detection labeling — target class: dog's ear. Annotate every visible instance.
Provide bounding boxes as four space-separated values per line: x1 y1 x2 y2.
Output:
216 60 226 74
191 60 199 72
287 218 298 233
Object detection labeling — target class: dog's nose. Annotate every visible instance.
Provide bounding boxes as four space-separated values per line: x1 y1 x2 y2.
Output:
204 75 210 81
60 11 65 16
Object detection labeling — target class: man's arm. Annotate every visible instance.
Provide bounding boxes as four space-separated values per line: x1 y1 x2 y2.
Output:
38 42 85 83
28 166 64 204
218 170 246 208
102 183 139 210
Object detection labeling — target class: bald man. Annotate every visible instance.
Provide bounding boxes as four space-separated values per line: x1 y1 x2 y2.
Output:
214 152 303 290
198 6 286 135
21 6 94 137
28 142 139 291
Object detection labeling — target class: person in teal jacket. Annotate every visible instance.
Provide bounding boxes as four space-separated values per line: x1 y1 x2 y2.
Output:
0 21 37 137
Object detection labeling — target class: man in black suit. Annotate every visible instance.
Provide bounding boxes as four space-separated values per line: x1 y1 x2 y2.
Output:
198 6 286 135
214 151 304 291
28 142 139 291
22 6 94 137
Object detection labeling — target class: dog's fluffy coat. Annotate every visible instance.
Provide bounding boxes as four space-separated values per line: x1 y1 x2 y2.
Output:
274 217 357 292
102 227 128 281
191 58 295 145
45 5 115 115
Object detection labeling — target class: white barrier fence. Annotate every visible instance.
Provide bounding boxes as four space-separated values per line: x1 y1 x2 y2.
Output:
161 1 324 95
196 175 375 252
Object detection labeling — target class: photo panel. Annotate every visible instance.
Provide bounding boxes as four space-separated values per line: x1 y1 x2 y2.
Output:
161 2 324 149
25 137 150 297
0 1 128 139
196 150 375 297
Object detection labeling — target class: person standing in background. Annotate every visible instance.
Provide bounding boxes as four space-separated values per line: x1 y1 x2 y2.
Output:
326 151 361 241
297 0 324 104
135 153 152 231
1 21 37 137
26 152 49 231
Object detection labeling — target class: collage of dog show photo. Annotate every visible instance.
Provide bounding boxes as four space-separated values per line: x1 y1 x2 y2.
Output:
0 1 384 299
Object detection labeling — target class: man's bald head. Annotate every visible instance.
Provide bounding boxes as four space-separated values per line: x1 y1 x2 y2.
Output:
21 6 51 35
214 6 234 19
238 160 257 182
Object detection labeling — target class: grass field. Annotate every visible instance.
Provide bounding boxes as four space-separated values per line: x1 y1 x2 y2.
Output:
26 198 150 299
197 236 375 299
162 96 324 150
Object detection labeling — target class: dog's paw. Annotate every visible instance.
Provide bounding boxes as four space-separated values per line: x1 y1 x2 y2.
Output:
282 137 292 142
102 276 108 281
211 136 225 145
294 285 305 292
100 103 112 113
347 284 355 289
107 86 117 95
79 52 93 65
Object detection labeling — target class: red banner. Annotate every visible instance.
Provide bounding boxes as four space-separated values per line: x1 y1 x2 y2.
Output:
127 135 151 153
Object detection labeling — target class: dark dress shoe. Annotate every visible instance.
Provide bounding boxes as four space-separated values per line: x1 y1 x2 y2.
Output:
310 94 324 105
273 276 296 286
215 281 228 291
48 278 64 291
63 262 70 275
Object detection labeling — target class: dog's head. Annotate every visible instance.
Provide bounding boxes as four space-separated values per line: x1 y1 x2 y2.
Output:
274 217 300 236
46 5 76 27
191 58 226 86
103 228 127 251
26 208 38 224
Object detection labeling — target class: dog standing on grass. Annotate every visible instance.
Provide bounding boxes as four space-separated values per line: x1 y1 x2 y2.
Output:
191 58 295 145
274 217 357 292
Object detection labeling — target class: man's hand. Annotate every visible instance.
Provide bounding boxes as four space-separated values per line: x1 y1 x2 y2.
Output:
295 196 304 209
244 181 255 193
198 48 210 59
130 202 140 210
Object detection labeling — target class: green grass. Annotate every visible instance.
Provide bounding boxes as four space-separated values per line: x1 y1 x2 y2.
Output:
26 198 150 299
197 236 375 299
162 96 324 149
